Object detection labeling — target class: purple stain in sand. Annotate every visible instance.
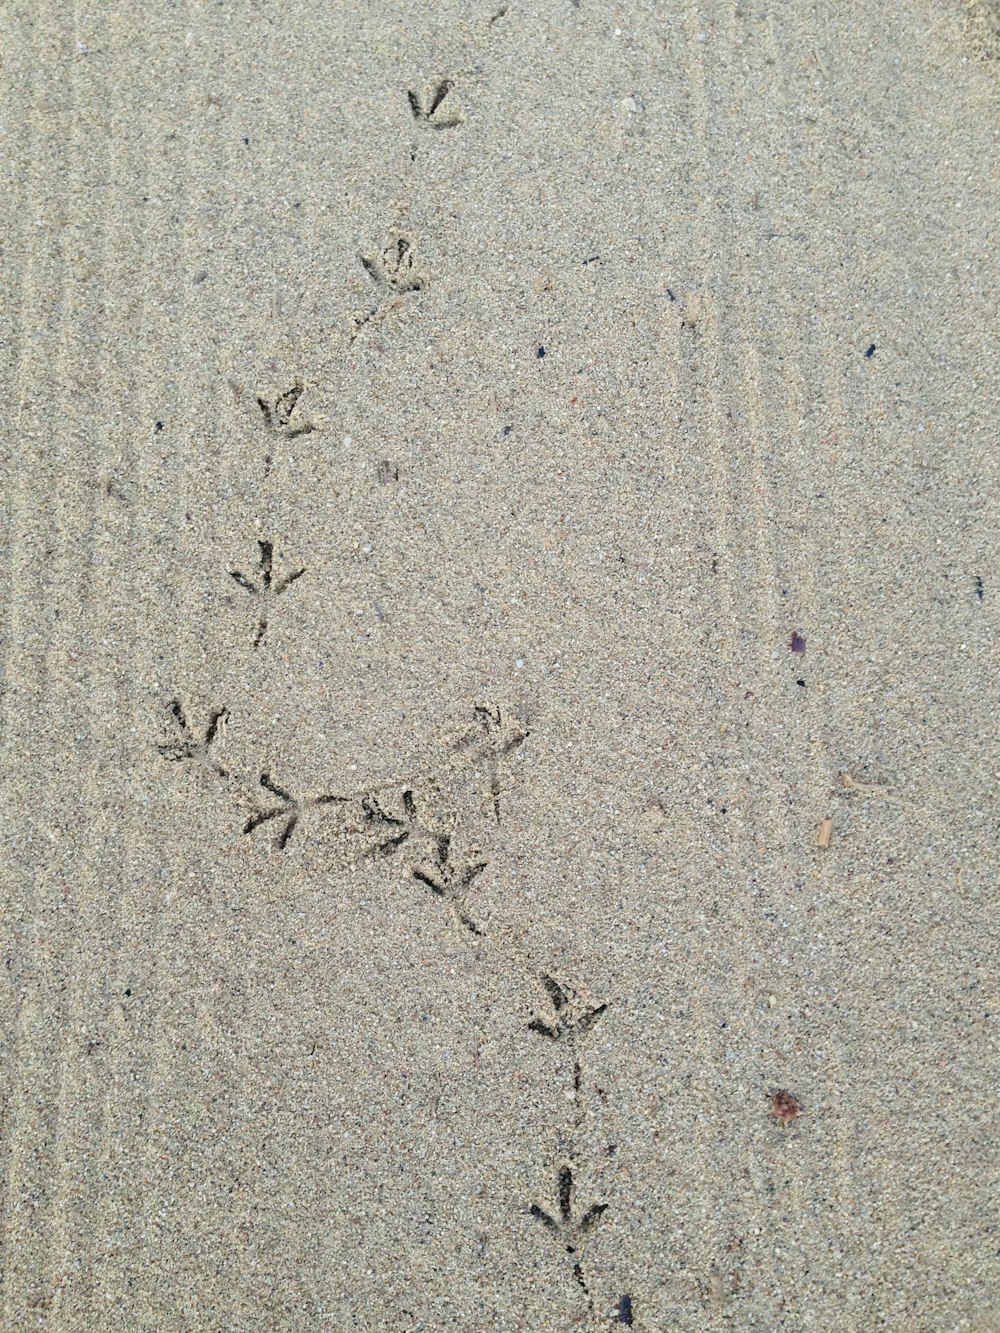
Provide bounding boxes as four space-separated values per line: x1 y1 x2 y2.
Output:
790 631 806 654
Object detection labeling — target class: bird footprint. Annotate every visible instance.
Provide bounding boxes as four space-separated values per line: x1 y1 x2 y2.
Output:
158 700 229 778
257 383 314 438
531 1165 608 1253
229 539 306 648
243 772 344 850
407 79 463 129
529 975 607 1041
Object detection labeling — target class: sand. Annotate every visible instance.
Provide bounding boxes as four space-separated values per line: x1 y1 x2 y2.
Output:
0 0 997 1328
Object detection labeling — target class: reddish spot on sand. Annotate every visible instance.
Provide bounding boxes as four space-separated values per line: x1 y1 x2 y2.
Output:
790 631 806 654
771 1089 805 1123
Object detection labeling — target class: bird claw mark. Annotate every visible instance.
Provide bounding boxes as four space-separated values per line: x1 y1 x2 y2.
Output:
243 771 345 850
360 788 422 858
229 539 306 648
453 703 529 823
411 837 487 935
353 233 428 338
360 235 427 295
359 788 457 871
157 700 230 777
530 1165 608 1256
461 702 530 755
257 382 315 439
408 79 463 129
528 974 607 1041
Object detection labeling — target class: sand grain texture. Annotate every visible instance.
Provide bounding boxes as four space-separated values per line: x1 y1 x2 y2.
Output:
0 1 997 1329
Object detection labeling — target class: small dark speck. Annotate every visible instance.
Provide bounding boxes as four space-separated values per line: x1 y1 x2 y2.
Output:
536 346 546 358
619 1294 634 1325
865 343 876 358
582 255 601 265
502 425 513 438
666 288 676 301
124 988 131 997
154 421 164 433
790 630 806 654
796 678 806 687
242 136 250 145
975 575 984 601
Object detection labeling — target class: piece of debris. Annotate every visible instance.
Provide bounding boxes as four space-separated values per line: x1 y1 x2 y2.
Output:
817 817 833 849
790 630 806 654
839 773 888 796
771 1089 805 1123
865 343 876 358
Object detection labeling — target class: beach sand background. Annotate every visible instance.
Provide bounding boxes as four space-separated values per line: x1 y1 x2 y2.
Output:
1 1 997 1328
